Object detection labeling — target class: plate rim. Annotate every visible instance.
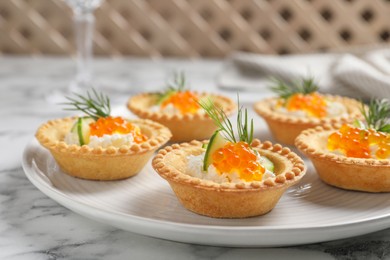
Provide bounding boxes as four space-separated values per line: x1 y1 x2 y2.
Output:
22 138 390 247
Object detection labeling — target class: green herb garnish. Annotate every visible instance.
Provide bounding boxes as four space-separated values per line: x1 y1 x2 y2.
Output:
156 71 187 104
269 77 319 99
62 89 111 120
361 99 390 133
166 71 186 92
199 96 254 145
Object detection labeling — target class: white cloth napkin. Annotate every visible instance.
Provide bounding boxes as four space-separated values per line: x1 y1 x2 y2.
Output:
217 48 390 100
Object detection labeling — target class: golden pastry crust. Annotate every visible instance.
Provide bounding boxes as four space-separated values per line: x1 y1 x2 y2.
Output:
254 95 362 145
295 124 390 192
36 117 171 180
127 92 236 142
152 139 306 218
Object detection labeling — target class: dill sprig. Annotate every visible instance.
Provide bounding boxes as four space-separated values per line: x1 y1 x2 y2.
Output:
62 89 111 120
199 97 236 142
269 77 319 99
199 96 254 145
157 71 187 104
166 71 187 92
237 104 254 145
361 99 390 133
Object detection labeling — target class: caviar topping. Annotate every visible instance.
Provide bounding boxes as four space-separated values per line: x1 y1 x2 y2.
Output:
285 92 327 118
327 99 390 159
90 116 147 143
212 141 265 181
199 97 273 181
161 91 200 114
328 124 390 159
63 89 148 145
270 78 331 118
156 72 200 115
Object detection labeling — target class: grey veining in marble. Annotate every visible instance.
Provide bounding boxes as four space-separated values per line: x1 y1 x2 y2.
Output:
1 56 389 260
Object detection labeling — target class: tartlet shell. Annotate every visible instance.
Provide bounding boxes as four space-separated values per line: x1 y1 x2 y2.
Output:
254 95 362 145
295 124 390 192
36 117 171 180
152 139 306 218
127 92 236 142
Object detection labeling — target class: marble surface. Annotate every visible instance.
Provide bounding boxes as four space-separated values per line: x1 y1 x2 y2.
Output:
1 56 390 260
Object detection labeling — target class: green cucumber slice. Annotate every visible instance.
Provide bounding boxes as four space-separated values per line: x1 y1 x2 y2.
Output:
261 156 274 172
203 130 227 171
202 143 208 149
72 117 94 145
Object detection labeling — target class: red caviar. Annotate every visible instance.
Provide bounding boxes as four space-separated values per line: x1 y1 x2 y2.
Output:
161 91 200 114
90 116 147 143
328 124 390 159
285 92 327 118
212 142 265 181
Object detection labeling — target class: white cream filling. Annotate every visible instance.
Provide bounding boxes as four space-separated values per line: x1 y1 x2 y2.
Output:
186 153 275 184
88 133 135 148
326 101 348 117
64 132 136 148
150 103 179 114
64 132 79 146
330 143 390 159
273 99 347 118
149 103 205 115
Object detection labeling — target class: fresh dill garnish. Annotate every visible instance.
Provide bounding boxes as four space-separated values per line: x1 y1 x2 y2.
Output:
166 71 186 92
269 77 319 99
199 96 254 145
361 99 390 133
156 71 188 104
62 89 111 120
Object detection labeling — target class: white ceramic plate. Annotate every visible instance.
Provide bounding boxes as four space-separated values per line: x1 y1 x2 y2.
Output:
22 138 390 247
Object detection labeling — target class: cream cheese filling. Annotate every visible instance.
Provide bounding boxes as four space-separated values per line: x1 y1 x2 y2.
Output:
186 152 275 184
273 99 347 118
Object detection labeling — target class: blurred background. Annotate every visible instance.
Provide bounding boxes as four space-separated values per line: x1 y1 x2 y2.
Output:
1 0 389 58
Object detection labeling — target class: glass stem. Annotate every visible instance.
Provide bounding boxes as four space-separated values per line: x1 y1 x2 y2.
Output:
73 10 94 89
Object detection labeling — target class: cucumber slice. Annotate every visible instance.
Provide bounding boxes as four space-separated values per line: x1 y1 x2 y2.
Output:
260 156 274 172
203 130 227 171
71 117 94 145
202 143 208 149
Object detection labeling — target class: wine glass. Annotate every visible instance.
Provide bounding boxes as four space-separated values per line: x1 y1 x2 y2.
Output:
47 0 103 102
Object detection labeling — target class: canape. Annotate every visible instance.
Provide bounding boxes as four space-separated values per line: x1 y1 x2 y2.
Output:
296 99 390 192
254 78 362 145
152 98 306 218
36 90 171 180
127 72 236 142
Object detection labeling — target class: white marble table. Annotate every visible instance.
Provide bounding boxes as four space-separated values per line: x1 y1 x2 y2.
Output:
1 56 390 259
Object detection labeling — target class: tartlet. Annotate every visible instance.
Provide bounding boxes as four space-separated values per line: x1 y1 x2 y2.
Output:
254 78 362 145
295 99 390 192
128 92 235 142
295 124 390 192
35 90 171 180
152 99 306 218
127 73 235 142
36 118 171 180
152 139 306 218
